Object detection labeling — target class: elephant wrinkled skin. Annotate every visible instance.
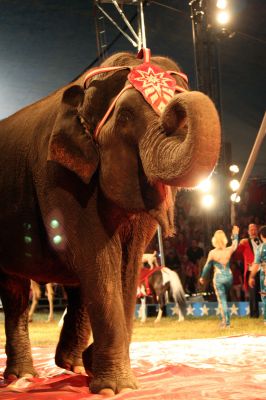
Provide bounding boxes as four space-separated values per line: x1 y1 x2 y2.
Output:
0 51 220 394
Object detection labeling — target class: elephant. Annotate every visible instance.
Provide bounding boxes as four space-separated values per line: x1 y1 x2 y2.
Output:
0 48 220 395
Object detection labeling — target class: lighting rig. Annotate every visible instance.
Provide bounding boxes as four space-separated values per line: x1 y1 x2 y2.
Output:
93 0 148 61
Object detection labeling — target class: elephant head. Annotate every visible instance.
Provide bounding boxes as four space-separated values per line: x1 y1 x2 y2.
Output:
48 49 220 236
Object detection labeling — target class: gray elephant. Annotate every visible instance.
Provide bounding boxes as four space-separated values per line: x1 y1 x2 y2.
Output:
0 49 220 395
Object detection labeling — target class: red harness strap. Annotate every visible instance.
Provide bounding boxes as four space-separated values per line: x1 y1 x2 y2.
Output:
138 266 163 297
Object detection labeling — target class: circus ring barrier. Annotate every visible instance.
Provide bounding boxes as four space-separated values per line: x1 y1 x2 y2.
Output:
135 300 263 319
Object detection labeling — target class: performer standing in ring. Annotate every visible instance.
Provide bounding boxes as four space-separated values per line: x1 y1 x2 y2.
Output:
199 226 239 328
235 223 261 318
249 225 266 325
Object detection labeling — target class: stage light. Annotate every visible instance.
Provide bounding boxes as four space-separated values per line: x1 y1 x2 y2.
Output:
216 10 230 25
229 164 239 174
230 193 241 203
216 0 228 9
229 179 240 192
196 178 212 192
201 194 215 209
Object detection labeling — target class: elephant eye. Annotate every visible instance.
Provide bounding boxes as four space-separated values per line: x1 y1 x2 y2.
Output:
116 109 133 125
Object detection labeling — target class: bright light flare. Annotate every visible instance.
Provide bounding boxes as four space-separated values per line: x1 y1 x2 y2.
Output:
229 164 239 174
50 219 60 229
229 179 240 192
216 10 230 25
196 178 212 193
231 193 241 203
201 194 215 209
216 0 228 9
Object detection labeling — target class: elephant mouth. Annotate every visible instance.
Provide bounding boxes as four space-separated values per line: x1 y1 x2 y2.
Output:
148 182 175 237
139 167 175 237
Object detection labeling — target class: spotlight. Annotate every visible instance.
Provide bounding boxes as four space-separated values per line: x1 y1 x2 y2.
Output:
230 193 241 203
229 164 239 174
201 194 215 208
196 178 212 192
216 10 230 25
216 0 228 9
229 179 240 192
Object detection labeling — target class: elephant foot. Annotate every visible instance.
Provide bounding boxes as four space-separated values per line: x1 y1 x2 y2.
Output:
89 371 138 395
83 344 138 394
55 345 85 375
4 360 38 381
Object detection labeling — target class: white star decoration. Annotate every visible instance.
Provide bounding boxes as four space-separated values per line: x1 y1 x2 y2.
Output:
245 305 250 315
215 305 221 316
134 67 174 97
230 303 239 315
186 304 194 316
170 305 180 316
200 304 210 316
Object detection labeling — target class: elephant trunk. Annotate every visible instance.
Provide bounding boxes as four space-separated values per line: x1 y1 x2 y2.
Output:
139 91 221 188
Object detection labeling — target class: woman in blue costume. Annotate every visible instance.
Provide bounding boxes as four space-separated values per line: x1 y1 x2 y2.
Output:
199 225 239 327
249 225 266 325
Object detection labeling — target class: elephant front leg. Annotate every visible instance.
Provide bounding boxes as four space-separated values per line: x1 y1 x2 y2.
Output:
88 301 138 394
0 273 37 380
55 286 90 374
81 272 138 394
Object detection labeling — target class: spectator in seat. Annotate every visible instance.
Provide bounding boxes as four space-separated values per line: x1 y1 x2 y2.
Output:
230 261 243 301
186 239 204 265
182 254 198 295
165 247 181 274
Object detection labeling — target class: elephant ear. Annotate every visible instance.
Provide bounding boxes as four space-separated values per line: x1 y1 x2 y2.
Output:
48 85 99 184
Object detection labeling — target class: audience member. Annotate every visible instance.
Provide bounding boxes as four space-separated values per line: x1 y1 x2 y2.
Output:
186 239 204 265
182 254 198 295
164 247 181 273
230 261 243 301
175 232 188 257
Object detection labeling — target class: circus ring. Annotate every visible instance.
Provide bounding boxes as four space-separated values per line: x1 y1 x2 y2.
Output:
1 302 266 400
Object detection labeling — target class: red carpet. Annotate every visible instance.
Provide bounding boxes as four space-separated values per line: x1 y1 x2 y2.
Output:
1 336 266 399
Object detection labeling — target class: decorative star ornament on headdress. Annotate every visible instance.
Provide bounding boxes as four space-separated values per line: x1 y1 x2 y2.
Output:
128 63 177 114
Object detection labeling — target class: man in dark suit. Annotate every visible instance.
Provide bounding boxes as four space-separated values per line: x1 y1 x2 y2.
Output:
236 223 261 318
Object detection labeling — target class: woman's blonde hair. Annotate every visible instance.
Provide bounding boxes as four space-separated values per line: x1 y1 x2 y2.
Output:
212 230 228 249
